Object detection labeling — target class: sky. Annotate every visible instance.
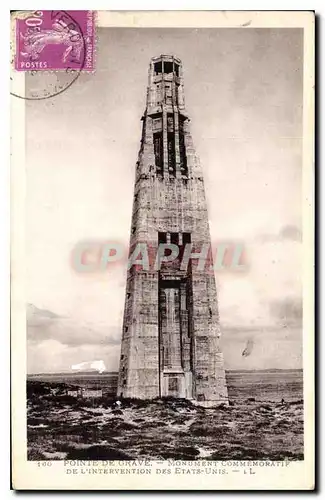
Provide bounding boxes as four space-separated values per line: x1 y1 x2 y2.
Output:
26 27 303 373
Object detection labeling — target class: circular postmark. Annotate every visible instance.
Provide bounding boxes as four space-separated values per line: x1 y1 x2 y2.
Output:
11 10 87 100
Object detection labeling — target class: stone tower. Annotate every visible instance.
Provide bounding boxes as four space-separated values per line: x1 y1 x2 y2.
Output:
117 55 228 406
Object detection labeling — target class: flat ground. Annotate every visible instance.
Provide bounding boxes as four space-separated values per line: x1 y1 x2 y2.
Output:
27 382 303 461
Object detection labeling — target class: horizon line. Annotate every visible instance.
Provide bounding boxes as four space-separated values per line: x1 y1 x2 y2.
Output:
27 367 303 376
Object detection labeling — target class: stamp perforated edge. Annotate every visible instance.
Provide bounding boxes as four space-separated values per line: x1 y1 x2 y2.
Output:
11 10 98 75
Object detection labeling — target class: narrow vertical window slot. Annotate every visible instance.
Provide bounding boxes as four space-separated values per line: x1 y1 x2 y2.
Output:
179 117 188 177
168 132 176 176
153 131 163 175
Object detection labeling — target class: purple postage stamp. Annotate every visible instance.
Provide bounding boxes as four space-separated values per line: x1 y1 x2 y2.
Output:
15 10 95 72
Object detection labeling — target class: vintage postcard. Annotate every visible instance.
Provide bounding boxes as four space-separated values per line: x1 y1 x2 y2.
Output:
11 10 315 490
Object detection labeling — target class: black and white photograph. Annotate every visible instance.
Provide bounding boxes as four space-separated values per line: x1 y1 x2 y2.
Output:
10 10 314 490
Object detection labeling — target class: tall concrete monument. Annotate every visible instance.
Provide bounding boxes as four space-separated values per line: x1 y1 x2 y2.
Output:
117 55 228 406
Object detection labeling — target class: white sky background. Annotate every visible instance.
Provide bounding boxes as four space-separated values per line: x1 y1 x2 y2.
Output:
26 27 303 373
